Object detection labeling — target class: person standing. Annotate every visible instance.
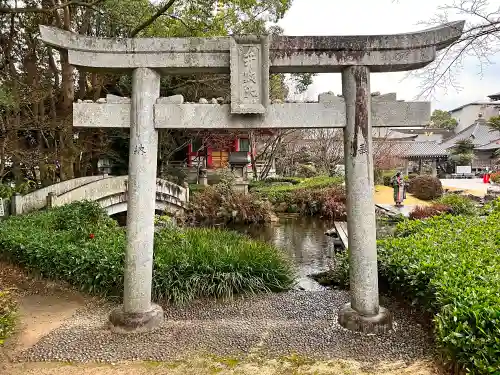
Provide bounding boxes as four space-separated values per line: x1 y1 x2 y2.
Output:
391 171 406 207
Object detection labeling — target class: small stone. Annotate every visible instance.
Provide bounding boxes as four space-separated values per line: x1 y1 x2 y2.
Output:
83 99 93 103
216 97 224 104
96 98 106 104
106 94 131 104
77 99 83 103
157 94 184 104
272 99 283 104
199 98 208 104
210 98 218 104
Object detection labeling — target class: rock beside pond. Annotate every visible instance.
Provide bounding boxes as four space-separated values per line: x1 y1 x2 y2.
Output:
275 202 289 212
324 228 337 237
485 185 500 201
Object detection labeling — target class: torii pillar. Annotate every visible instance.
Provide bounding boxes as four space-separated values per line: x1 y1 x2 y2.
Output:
39 21 464 334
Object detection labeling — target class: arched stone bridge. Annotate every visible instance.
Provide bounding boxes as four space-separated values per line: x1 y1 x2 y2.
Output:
11 175 188 216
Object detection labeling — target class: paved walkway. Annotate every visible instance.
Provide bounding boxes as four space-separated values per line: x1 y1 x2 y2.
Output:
440 178 489 197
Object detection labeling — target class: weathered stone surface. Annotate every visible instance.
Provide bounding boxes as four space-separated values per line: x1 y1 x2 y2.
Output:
73 99 430 129
485 185 500 201
96 97 107 103
342 65 381 317
74 103 130 128
106 94 131 103
109 303 163 334
123 67 161 322
12 175 107 215
338 303 393 334
156 95 184 104
230 35 270 114
39 22 464 73
49 175 187 216
210 98 218 104
199 97 208 104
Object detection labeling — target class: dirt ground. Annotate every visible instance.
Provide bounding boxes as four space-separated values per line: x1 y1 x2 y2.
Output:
374 185 430 206
0 262 444 375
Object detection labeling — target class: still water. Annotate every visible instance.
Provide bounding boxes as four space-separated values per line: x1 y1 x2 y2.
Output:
231 215 336 291
231 215 396 291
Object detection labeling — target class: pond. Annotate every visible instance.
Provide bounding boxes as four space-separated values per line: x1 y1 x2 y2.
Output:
230 215 397 291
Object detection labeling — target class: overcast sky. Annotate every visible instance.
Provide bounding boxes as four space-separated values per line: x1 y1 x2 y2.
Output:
278 0 500 111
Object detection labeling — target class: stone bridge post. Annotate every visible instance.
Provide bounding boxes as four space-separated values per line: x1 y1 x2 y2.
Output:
109 68 164 333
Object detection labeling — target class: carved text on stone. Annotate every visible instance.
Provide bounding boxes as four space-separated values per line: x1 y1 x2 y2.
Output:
241 47 259 102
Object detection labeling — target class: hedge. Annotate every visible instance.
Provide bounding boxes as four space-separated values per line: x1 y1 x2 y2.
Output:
251 175 344 204
378 214 500 374
0 201 295 305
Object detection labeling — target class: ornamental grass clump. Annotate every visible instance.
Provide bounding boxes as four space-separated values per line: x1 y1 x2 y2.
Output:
0 201 295 305
378 214 500 374
153 228 295 304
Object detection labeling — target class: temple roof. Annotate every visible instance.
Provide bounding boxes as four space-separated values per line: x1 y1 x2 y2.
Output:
440 118 500 149
474 139 500 150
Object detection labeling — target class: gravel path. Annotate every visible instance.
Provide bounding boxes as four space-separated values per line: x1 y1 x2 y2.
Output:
15 290 435 367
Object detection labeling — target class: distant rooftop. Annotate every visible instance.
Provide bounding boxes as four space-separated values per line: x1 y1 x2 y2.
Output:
440 117 500 150
488 92 500 101
449 100 500 113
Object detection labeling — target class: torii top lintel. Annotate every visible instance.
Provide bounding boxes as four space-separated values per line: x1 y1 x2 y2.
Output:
39 21 464 74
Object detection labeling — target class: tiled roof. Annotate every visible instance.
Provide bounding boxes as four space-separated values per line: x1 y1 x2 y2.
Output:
374 141 447 158
475 139 500 150
440 118 500 150
403 141 448 157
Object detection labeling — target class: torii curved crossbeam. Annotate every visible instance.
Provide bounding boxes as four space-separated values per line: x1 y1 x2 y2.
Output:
39 21 464 73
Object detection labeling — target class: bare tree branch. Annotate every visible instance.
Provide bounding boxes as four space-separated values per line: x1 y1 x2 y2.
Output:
406 0 500 99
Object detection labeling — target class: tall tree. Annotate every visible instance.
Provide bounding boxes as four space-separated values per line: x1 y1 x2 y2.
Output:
0 0 308 185
428 109 458 130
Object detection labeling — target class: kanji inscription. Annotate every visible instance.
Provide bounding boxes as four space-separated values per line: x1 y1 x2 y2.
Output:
230 35 269 114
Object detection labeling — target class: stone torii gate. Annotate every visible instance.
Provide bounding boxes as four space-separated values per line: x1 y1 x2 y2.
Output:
39 21 464 334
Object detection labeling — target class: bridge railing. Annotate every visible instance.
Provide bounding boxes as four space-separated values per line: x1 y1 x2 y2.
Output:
11 175 188 216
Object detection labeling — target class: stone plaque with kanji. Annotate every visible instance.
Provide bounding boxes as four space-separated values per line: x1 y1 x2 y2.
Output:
230 35 270 114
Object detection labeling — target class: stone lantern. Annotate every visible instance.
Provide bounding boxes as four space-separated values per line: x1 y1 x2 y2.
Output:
229 151 250 194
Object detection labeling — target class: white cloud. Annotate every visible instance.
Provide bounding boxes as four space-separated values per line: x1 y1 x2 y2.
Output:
278 0 500 111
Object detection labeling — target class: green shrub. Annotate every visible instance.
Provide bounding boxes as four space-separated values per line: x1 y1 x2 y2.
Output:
408 175 443 200
0 201 295 305
187 185 275 224
263 177 302 185
253 175 343 204
378 214 500 374
0 184 13 199
436 194 477 216
297 164 318 178
383 175 392 186
0 290 17 345
286 187 346 220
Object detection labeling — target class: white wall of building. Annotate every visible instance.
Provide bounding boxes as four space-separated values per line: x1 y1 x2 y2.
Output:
451 103 500 133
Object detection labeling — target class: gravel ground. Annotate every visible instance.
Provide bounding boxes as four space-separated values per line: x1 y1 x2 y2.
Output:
16 290 435 367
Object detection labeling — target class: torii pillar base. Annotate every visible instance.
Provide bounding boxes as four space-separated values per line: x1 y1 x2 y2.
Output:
109 304 164 334
338 303 392 334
